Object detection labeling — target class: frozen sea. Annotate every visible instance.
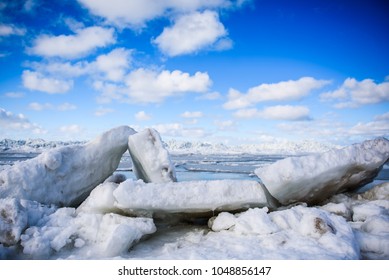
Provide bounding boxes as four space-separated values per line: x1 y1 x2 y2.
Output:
1 149 389 260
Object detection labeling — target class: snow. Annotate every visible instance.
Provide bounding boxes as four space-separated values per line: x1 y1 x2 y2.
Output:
128 128 177 183
20 208 156 259
255 137 389 205
0 130 388 260
0 126 136 206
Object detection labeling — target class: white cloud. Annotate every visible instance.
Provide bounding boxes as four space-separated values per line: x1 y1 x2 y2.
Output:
234 105 311 121
57 103 77 111
28 102 77 111
214 119 236 130
154 10 229 57
94 48 132 82
0 108 46 134
94 107 114 116
349 112 389 137
224 77 331 110
0 24 26 36
118 68 211 104
320 77 389 108
181 111 204 118
77 0 231 28
29 26 116 59
152 122 209 138
60 124 83 134
27 48 132 82
4 92 25 98
135 111 152 121
197 91 222 100
22 70 73 94
28 102 53 111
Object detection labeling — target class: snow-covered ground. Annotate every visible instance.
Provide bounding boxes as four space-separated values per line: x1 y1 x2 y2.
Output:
0 130 388 260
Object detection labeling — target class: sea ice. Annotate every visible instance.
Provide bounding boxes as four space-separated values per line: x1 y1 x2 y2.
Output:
78 179 272 219
20 208 156 259
0 126 136 206
128 128 177 183
255 137 389 205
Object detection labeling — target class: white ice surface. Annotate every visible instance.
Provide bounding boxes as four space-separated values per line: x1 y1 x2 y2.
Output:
128 128 176 183
255 137 389 205
0 126 136 206
78 179 272 217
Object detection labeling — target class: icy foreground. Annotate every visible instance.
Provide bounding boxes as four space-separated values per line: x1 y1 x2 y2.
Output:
255 137 389 205
0 128 388 259
0 126 136 206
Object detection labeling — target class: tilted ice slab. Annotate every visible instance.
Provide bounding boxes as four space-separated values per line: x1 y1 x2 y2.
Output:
0 126 136 206
78 179 275 218
128 128 177 183
255 137 389 205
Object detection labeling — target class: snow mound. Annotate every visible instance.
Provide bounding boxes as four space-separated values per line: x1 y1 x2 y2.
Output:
321 182 389 259
128 128 176 183
255 137 389 205
0 126 136 206
20 208 156 259
78 179 273 218
128 206 359 259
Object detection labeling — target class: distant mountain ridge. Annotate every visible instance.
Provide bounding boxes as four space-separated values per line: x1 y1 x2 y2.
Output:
0 137 341 155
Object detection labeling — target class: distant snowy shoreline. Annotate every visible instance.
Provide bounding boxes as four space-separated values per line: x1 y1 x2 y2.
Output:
0 138 341 155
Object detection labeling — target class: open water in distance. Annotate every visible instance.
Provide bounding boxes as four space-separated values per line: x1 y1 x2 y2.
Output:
1 152 388 182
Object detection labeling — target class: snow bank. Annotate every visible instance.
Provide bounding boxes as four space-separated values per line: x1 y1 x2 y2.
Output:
20 208 156 259
0 198 56 246
0 126 136 206
127 206 359 259
255 137 389 205
321 182 389 259
128 128 176 183
78 179 273 218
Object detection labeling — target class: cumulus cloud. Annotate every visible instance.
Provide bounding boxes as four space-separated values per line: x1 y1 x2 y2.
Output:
348 112 389 137
320 77 389 108
181 111 204 118
224 77 331 110
77 0 235 28
0 24 26 36
29 26 115 59
94 107 114 117
234 105 311 121
94 48 132 82
4 92 25 98
27 48 132 82
0 108 46 134
22 70 73 94
135 111 152 121
28 102 77 111
120 68 211 103
59 124 83 134
154 10 229 56
214 120 236 130
152 122 209 138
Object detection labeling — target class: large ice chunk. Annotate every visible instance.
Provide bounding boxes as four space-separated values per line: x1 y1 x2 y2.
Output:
78 179 272 218
0 126 136 206
255 137 389 205
20 208 156 259
128 128 177 183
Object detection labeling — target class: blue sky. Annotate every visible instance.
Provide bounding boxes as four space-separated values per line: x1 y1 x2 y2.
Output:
1 0 388 145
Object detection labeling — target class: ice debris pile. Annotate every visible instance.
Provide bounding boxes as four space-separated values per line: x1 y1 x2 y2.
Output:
1 125 389 259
